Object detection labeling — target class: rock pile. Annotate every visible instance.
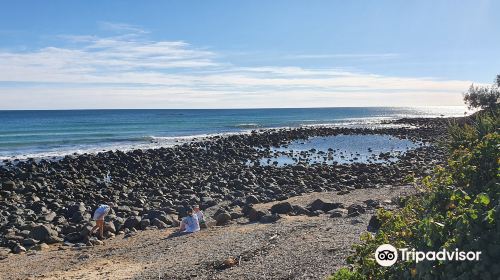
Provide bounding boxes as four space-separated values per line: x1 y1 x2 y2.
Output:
0 119 448 254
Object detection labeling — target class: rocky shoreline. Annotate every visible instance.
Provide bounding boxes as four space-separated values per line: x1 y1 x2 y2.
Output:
0 117 453 256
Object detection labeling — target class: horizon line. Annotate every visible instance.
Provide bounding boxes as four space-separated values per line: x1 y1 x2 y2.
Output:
0 105 469 111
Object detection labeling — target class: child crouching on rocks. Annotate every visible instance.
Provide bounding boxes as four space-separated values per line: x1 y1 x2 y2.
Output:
194 205 207 229
91 203 113 239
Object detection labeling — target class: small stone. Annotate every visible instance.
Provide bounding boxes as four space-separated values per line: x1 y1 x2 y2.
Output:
32 243 49 251
330 209 347 218
2 180 16 190
22 238 39 247
13 244 26 254
337 190 350 195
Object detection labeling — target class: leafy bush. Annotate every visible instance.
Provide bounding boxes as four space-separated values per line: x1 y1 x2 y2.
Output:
329 109 499 280
463 75 499 110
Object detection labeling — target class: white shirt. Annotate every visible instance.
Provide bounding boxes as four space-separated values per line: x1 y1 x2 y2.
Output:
195 211 205 222
182 214 200 233
93 204 110 220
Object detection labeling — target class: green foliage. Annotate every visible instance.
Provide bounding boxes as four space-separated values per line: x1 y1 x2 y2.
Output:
463 75 500 110
328 268 365 280
447 109 499 151
329 109 499 280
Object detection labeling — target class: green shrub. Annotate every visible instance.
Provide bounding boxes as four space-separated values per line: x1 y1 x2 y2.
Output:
329 109 499 280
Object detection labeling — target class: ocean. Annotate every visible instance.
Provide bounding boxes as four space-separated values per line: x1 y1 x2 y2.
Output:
0 107 468 160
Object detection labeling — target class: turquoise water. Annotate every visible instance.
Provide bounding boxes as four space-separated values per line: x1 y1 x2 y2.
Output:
0 107 467 159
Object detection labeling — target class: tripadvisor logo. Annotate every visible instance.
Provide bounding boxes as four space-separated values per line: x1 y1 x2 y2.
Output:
375 244 482 266
375 244 398 266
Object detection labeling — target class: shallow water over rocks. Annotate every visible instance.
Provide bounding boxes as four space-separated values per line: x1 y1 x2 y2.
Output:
250 134 422 166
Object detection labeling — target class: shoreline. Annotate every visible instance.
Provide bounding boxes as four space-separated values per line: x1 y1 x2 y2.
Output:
0 110 466 162
0 116 457 261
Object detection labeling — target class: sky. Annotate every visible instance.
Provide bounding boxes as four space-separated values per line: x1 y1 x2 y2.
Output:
0 0 499 109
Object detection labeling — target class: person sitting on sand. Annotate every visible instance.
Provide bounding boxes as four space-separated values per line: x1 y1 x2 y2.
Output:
91 203 113 239
179 207 200 233
194 205 207 229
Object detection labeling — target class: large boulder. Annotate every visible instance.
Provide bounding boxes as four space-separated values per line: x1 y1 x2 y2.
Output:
64 232 82 242
270 202 293 214
144 210 166 221
112 217 125 232
308 199 344 212
151 218 168 229
215 211 232 226
29 225 62 244
104 222 116 234
139 219 151 230
123 216 141 229
292 205 312 216
162 215 179 227
79 224 94 240
66 202 86 216
367 214 381 232
259 214 281 223
347 204 366 217
70 211 91 223
242 205 267 222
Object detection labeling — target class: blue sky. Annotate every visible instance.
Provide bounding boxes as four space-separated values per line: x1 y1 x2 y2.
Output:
0 0 498 109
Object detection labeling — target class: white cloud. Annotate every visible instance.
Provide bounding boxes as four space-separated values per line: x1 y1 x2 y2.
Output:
0 25 474 109
98 21 149 34
281 53 400 60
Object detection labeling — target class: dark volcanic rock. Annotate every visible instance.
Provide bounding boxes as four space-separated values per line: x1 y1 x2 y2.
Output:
123 216 141 229
259 214 281 223
347 204 366 217
64 232 82 242
242 205 267 222
104 222 116 234
367 214 381 232
139 219 151 230
215 211 232 226
2 181 16 191
22 238 38 247
245 195 260 204
152 218 168 229
308 199 344 212
29 225 62 244
0 116 450 252
330 209 347 218
270 202 293 214
292 205 312 216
